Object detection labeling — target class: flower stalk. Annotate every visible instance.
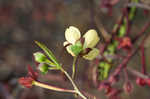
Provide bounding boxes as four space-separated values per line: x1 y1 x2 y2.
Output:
61 68 87 99
33 81 76 93
72 56 77 79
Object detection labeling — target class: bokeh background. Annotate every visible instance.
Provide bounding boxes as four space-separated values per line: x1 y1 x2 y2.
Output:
0 0 150 99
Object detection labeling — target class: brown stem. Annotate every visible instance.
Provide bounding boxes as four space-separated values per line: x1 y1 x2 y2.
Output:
133 21 150 42
127 67 149 79
110 32 150 80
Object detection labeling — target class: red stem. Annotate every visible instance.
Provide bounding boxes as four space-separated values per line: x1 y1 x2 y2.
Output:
140 44 146 74
133 21 150 42
124 68 129 82
109 32 150 80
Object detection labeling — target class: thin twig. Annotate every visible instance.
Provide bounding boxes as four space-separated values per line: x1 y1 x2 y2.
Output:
110 32 150 78
140 43 146 74
33 81 76 93
133 21 150 42
61 68 87 99
128 3 150 10
127 67 149 79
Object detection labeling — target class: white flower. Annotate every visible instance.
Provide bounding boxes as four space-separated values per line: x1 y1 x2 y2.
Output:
64 26 100 60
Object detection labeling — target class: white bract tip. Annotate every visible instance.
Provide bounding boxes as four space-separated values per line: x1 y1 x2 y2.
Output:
83 29 100 49
65 26 81 44
83 48 100 60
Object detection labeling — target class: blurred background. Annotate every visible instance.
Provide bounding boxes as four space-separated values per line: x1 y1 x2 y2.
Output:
0 0 150 99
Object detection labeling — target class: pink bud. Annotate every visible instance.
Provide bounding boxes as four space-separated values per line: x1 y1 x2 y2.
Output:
136 78 146 86
123 82 133 94
145 79 150 86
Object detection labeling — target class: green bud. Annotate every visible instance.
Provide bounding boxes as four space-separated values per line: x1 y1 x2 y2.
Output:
34 52 47 63
107 44 115 53
38 63 49 74
119 25 126 37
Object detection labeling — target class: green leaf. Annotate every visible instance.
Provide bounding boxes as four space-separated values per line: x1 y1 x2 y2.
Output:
44 59 57 67
129 0 138 20
35 41 60 68
98 62 111 80
118 25 126 37
48 67 59 70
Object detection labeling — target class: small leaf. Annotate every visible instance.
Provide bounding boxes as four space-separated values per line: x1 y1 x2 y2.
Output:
44 59 56 67
118 25 126 37
98 62 111 80
48 67 59 70
35 41 60 68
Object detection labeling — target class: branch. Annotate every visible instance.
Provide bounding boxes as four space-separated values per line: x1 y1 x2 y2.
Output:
128 3 150 10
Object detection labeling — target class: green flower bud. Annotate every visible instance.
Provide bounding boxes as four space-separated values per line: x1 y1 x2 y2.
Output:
38 63 49 74
34 52 47 63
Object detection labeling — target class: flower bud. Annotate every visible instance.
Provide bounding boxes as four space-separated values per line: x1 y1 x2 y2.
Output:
38 63 49 74
65 26 81 44
34 52 47 63
19 77 34 88
136 77 146 86
145 78 150 86
123 81 133 94
83 29 100 48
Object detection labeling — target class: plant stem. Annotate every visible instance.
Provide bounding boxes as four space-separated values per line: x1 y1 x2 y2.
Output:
33 81 76 93
72 56 77 79
61 68 87 99
127 67 149 79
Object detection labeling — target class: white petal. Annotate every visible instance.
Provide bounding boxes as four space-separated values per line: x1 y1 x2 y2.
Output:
83 29 100 48
66 45 76 56
83 48 99 60
65 26 81 44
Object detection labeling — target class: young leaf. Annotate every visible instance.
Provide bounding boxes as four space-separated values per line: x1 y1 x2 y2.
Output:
35 41 60 68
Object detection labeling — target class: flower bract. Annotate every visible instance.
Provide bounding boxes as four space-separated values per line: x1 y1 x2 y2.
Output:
64 26 100 60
